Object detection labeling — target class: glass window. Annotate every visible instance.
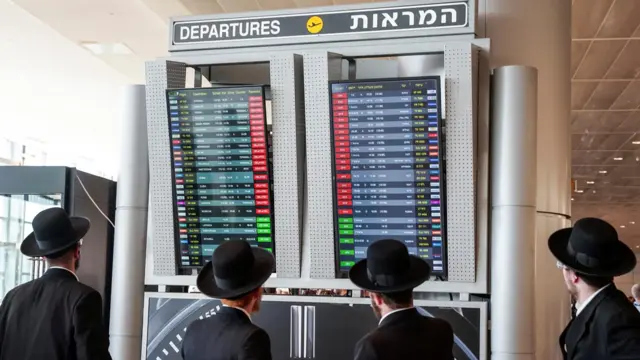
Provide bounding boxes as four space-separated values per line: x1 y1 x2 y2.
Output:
0 194 61 300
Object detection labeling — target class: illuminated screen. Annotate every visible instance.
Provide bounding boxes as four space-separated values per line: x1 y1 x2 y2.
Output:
330 77 446 277
166 86 274 269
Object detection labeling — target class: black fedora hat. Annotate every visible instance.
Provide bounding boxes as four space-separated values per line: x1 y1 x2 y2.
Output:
197 240 275 299
21 208 90 257
548 217 636 277
349 239 431 293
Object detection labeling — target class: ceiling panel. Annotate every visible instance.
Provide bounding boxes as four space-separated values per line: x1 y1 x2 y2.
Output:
333 0 375 4
610 165 640 178
620 134 640 150
181 1 224 14
571 0 614 38
571 82 598 109
573 40 626 79
572 133 632 151
615 111 640 132
603 150 640 166
216 0 260 13
606 40 640 79
293 0 334 7
257 0 298 10
571 110 630 133
597 0 640 38
572 150 609 165
572 165 610 178
571 41 590 77
584 81 630 110
610 81 640 109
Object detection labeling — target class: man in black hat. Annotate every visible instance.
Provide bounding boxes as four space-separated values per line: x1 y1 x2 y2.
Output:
0 207 111 360
549 217 640 359
181 240 274 360
349 239 454 360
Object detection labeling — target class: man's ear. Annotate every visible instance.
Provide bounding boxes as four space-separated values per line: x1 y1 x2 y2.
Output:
571 271 580 284
371 292 384 306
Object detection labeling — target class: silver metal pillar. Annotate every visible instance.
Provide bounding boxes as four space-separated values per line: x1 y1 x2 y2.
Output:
490 66 538 360
109 84 149 360
480 1 572 359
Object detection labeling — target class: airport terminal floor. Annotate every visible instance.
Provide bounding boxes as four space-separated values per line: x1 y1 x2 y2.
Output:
2 1 640 360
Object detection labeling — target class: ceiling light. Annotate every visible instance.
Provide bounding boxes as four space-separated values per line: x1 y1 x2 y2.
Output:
575 190 584 193
592 190 596 194
571 198 574 201
631 221 635 225
620 225 626 228
598 170 608 174
632 141 640 145
613 157 623 161
80 42 133 55
636 245 639 249
586 181 595 185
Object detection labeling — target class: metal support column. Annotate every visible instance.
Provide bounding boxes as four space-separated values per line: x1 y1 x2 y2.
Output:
480 1 572 358
491 66 538 360
109 85 150 360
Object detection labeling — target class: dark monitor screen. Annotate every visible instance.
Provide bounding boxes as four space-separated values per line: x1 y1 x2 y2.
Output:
166 86 275 269
329 77 447 277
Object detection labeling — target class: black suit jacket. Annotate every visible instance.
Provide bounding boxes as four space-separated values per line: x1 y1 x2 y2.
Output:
559 285 640 360
354 308 454 360
182 306 272 360
0 268 111 360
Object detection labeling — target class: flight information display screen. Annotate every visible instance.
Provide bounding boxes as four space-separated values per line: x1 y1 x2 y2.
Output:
330 77 446 277
167 86 274 269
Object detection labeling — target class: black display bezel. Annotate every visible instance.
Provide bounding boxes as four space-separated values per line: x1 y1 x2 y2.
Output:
165 85 276 272
327 76 448 279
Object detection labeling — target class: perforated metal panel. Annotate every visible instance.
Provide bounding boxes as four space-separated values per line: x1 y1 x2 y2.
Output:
270 54 305 278
444 43 477 282
146 60 187 276
303 52 343 278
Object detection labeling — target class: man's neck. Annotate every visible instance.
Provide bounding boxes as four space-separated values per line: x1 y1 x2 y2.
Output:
378 304 414 324
48 264 75 273
47 265 79 281
576 285 604 305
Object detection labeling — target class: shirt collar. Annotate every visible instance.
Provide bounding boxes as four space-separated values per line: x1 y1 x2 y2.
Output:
223 304 252 321
575 283 610 316
47 266 79 282
378 306 414 325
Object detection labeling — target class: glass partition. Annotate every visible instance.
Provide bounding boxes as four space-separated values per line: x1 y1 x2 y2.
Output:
0 194 62 298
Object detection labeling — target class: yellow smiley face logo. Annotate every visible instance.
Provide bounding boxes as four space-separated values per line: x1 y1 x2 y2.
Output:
306 16 323 34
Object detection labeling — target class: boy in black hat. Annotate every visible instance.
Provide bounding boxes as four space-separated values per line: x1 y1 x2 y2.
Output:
348 239 454 360
181 240 274 360
0 207 111 360
548 217 640 359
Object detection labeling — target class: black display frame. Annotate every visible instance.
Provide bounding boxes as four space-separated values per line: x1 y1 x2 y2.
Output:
328 76 448 279
165 85 276 272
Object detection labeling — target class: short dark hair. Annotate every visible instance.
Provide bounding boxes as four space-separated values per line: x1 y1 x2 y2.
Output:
223 287 262 307
577 273 613 289
379 289 413 309
44 243 79 260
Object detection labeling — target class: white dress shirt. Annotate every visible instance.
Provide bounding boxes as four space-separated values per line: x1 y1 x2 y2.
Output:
223 304 252 321
48 266 79 281
378 307 415 325
575 284 610 317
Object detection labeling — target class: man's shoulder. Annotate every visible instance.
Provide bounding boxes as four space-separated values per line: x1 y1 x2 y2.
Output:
186 312 261 335
597 292 640 320
420 315 454 333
